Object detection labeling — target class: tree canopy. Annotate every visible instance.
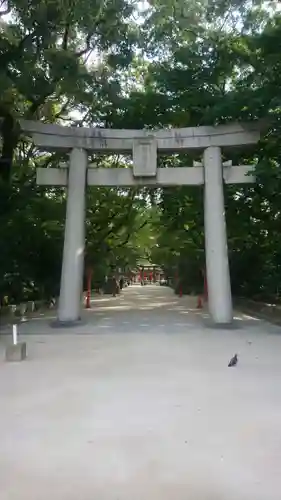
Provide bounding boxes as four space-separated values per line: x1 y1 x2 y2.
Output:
1 0 281 302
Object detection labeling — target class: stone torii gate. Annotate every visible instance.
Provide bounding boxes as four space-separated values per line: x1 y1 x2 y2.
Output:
21 120 260 326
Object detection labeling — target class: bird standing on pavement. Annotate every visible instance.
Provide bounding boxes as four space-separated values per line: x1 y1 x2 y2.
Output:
228 353 238 367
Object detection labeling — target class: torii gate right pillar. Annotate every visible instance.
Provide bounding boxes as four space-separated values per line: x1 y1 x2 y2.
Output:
204 146 232 324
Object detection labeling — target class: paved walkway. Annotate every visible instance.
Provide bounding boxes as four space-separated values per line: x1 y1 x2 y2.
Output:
1 285 281 500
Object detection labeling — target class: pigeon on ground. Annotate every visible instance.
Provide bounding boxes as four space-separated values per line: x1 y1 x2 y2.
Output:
228 353 238 367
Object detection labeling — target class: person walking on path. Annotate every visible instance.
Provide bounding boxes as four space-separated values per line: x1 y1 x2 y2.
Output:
119 276 124 290
112 276 118 297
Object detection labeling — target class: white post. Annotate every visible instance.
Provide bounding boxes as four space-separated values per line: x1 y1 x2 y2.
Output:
12 324 18 345
57 148 87 324
203 146 233 324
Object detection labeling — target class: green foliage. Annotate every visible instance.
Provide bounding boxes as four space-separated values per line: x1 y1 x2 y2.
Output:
138 1 281 299
0 173 65 301
1 0 281 302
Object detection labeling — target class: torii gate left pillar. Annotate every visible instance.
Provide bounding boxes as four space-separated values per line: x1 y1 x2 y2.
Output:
57 148 87 325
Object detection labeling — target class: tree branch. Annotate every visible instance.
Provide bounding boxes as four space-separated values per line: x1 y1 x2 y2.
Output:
54 99 72 119
0 27 42 68
75 0 106 58
0 110 20 183
74 109 91 127
90 200 136 250
115 219 149 249
0 0 10 16
26 76 61 118
62 23 70 50
75 31 95 58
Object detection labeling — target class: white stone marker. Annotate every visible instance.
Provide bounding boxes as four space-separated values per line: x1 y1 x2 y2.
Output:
5 324 27 362
13 325 18 345
203 146 232 324
57 148 87 324
12 324 18 345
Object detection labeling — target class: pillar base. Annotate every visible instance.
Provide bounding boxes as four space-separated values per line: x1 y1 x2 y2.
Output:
51 317 84 328
5 342 27 362
203 318 240 330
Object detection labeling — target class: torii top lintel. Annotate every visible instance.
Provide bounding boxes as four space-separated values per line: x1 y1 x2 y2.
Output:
20 120 261 153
